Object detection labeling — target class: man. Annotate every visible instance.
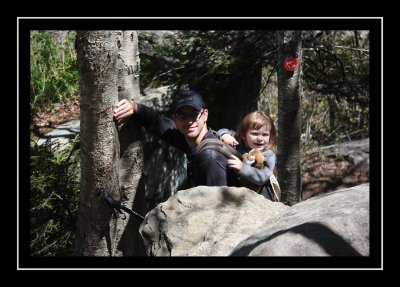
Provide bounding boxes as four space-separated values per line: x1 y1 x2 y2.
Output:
113 90 239 187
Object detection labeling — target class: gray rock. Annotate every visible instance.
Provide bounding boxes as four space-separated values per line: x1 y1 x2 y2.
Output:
139 184 369 256
231 184 369 256
35 119 80 151
139 186 290 256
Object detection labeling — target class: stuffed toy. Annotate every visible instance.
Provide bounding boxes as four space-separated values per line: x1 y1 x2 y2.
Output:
242 149 265 169
240 149 281 202
239 149 265 194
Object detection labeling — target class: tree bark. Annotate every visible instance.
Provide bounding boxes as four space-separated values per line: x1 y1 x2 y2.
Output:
114 31 146 256
276 31 302 205
75 30 145 256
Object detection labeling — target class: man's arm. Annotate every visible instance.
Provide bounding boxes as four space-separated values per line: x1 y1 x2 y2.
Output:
133 104 188 151
113 99 187 151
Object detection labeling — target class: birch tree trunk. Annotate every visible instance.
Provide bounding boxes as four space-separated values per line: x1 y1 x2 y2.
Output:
276 30 302 205
75 30 145 256
114 31 146 256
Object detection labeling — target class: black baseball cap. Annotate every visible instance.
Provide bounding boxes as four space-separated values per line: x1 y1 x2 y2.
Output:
172 90 205 112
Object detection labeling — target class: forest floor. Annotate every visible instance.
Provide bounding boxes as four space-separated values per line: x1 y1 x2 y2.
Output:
31 101 369 200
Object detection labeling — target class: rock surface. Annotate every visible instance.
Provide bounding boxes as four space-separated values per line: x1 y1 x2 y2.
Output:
139 184 369 256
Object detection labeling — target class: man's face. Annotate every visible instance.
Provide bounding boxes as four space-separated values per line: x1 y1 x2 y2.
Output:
173 106 208 139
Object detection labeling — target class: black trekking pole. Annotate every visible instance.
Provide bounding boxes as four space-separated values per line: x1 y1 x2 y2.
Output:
95 188 145 221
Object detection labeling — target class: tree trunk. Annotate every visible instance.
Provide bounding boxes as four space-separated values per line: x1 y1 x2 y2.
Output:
75 30 145 256
114 31 146 256
276 31 302 205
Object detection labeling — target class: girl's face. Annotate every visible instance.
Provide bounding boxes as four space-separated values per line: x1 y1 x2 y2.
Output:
243 125 270 150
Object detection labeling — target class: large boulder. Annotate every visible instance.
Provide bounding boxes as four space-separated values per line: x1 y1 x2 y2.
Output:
139 186 290 256
139 184 369 256
231 183 369 256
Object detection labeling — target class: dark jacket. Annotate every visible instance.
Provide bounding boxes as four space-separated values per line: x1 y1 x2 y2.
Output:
132 103 239 187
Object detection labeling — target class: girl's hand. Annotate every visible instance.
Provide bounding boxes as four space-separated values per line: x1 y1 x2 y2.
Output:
221 133 239 147
228 154 243 172
113 99 137 125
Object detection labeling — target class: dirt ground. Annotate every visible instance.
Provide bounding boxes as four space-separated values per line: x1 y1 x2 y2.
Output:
31 100 80 139
301 153 369 200
31 101 369 200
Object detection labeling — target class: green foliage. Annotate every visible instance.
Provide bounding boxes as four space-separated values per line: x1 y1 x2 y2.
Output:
302 31 369 145
30 31 79 114
30 135 80 256
303 31 369 107
140 30 276 95
140 30 369 147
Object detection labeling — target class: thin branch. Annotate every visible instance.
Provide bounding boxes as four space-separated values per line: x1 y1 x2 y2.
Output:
151 66 185 81
303 45 369 53
333 45 369 53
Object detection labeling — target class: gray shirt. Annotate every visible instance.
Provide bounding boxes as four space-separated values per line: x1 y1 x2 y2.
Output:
217 128 276 200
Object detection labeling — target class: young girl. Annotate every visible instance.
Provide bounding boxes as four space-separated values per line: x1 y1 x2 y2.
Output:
217 111 279 201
